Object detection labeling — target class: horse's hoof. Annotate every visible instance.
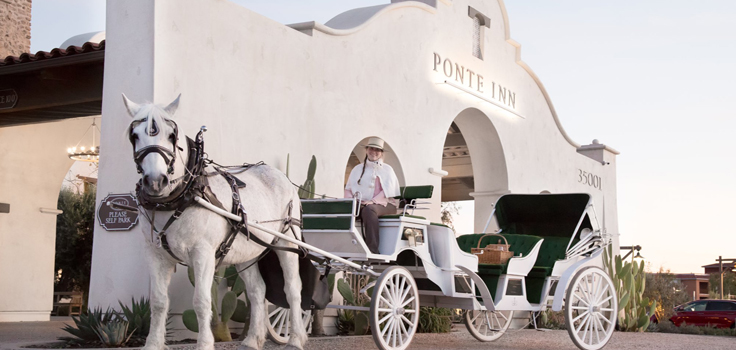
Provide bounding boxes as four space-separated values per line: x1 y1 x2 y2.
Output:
236 346 258 350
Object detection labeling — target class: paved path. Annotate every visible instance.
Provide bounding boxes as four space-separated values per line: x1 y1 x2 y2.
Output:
2 320 735 350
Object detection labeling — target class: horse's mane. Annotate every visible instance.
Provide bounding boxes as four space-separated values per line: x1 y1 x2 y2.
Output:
124 103 172 139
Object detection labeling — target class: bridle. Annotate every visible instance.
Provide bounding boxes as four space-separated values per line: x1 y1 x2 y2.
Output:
129 117 181 175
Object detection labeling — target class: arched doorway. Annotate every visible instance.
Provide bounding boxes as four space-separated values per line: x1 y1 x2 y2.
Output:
344 136 406 189
441 108 508 234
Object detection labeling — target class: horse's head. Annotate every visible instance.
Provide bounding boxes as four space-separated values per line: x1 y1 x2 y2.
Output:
123 94 181 198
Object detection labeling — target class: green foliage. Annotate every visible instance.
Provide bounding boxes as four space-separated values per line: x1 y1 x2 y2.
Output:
709 271 736 298
297 155 317 199
336 277 370 335
651 321 736 336
93 319 133 347
54 187 96 302
643 267 690 322
538 310 566 330
603 245 656 332
417 307 453 333
182 266 250 342
118 297 151 338
61 307 118 342
60 306 136 347
335 309 355 335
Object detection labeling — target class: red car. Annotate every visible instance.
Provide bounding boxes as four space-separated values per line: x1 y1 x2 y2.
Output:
669 300 736 328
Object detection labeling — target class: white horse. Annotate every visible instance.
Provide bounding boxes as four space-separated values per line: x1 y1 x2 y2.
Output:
122 94 307 350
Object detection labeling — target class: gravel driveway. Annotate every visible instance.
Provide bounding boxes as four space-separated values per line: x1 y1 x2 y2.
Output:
200 328 734 350
4 323 734 350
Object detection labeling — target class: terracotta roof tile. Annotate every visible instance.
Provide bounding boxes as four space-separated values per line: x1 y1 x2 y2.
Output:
0 40 105 67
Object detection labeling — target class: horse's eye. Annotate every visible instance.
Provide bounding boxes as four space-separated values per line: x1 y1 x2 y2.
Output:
168 133 176 143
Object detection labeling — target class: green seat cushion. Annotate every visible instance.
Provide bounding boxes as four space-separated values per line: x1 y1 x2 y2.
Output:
302 217 352 230
302 200 354 215
379 214 426 220
394 185 434 201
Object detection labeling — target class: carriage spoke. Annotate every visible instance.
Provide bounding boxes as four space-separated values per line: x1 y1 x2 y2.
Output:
575 313 590 333
598 312 613 326
399 296 416 308
573 310 589 323
381 317 394 338
398 316 409 345
598 295 613 306
385 318 396 344
378 313 393 326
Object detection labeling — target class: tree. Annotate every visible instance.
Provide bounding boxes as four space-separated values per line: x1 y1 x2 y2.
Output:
709 271 736 299
440 202 460 233
54 186 97 306
642 267 690 322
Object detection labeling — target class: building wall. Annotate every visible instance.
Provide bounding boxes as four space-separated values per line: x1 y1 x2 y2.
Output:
0 0 31 58
0 116 97 321
89 0 620 333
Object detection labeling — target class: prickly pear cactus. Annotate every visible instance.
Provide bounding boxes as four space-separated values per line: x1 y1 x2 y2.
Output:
297 155 317 199
603 245 656 332
181 266 250 341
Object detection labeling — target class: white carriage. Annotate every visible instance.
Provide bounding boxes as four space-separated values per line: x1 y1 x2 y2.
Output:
265 189 618 350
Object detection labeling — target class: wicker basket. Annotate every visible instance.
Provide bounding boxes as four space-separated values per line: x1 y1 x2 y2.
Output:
471 233 513 265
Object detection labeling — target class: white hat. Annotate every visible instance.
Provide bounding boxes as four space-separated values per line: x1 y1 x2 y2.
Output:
363 137 385 150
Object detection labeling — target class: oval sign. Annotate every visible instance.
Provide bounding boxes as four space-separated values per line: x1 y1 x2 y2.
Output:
0 89 18 110
97 193 140 231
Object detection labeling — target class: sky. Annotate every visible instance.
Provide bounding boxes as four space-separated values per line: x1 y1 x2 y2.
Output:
29 0 736 274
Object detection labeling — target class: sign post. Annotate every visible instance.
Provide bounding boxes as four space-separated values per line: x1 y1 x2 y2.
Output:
97 193 139 231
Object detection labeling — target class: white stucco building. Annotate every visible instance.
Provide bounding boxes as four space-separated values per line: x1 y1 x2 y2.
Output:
0 0 619 325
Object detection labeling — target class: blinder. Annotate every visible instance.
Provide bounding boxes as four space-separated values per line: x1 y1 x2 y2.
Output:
129 118 180 175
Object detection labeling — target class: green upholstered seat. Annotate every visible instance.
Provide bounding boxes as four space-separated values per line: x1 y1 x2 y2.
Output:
379 214 426 220
301 199 355 230
526 236 575 303
302 200 354 215
394 185 434 200
456 233 542 299
302 217 352 230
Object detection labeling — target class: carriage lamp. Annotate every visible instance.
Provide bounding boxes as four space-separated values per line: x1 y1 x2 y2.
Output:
67 118 101 163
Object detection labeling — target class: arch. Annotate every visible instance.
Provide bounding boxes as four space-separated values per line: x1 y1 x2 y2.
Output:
343 136 406 189
451 108 508 195
440 108 508 232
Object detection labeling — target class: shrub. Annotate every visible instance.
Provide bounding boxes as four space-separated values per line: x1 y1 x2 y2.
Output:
538 310 566 330
417 307 453 333
54 187 96 306
643 267 689 322
652 321 736 337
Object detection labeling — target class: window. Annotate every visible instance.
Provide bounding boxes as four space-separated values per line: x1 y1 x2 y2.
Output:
684 301 707 312
706 301 736 311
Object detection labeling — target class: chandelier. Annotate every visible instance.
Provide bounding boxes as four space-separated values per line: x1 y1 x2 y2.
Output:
67 118 101 163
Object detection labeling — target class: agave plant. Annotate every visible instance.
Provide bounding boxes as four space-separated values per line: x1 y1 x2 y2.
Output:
60 307 118 342
93 319 134 347
119 297 151 338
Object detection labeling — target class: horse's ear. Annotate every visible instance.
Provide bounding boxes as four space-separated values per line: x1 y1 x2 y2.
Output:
164 94 181 117
122 94 141 118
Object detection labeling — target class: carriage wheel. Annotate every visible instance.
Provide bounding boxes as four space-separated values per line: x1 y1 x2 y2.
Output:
265 302 312 345
464 309 514 342
565 267 618 350
370 266 419 350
